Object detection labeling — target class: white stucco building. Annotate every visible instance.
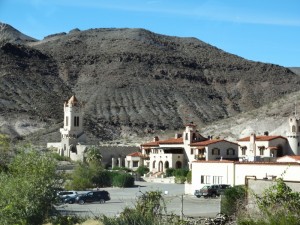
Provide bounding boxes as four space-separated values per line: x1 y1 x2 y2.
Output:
237 133 288 162
126 123 239 175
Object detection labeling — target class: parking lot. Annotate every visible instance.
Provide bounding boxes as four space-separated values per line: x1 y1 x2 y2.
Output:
56 181 221 218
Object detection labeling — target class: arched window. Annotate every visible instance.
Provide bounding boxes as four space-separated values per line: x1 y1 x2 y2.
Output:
227 148 235 155
152 161 156 169
292 125 296 132
212 148 220 155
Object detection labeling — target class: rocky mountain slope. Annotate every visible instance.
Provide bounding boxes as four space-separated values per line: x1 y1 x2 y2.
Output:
0 23 299 145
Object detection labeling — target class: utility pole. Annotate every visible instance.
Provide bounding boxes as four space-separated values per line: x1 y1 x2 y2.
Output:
181 194 183 220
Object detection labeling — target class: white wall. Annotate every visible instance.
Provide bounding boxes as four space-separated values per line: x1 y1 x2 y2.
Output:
190 161 300 195
191 161 235 194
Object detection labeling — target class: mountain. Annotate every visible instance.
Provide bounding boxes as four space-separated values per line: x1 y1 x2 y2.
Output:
0 23 300 145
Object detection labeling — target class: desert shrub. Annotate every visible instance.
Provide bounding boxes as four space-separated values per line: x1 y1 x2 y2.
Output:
47 215 84 225
221 185 246 216
237 178 300 225
50 152 70 161
112 173 134 187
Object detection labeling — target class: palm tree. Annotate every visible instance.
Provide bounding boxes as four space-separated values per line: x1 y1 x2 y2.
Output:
85 146 102 165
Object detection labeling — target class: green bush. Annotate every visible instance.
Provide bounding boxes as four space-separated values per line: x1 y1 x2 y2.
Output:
186 171 192 184
136 165 149 176
166 168 175 177
173 168 189 177
221 185 246 216
50 152 70 161
112 173 134 187
174 176 186 184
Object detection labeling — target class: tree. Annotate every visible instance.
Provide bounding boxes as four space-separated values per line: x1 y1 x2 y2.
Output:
0 149 63 225
136 165 149 176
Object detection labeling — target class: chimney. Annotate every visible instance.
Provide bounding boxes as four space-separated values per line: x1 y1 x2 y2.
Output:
153 136 159 142
264 131 269 136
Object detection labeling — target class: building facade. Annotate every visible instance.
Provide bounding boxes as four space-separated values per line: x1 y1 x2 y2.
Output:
126 123 238 175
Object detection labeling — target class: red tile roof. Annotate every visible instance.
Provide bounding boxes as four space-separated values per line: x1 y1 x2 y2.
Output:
141 141 159 147
127 152 142 157
159 137 183 145
141 137 183 147
190 139 238 146
238 135 287 142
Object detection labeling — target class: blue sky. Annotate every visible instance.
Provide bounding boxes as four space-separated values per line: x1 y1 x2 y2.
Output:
0 0 299 67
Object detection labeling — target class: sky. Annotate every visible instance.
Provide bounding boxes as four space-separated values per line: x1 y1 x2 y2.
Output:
0 0 299 67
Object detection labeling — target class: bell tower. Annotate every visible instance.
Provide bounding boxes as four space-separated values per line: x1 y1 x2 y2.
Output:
287 104 300 155
59 96 86 157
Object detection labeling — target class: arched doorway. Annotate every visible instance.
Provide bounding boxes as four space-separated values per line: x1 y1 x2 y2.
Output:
158 161 163 172
175 161 182 169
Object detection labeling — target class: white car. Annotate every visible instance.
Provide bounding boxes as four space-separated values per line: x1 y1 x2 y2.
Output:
57 191 78 200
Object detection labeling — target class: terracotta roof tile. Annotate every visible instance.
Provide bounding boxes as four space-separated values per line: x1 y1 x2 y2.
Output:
141 141 159 147
127 152 142 157
238 135 287 142
159 137 183 145
190 139 238 146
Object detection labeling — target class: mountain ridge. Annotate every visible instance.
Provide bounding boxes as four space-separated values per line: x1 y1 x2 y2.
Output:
0 23 299 145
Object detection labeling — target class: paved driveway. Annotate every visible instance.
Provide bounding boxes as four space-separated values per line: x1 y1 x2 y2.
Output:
56 181 220 218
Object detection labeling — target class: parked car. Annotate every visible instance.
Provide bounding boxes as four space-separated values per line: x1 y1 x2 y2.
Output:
57 190 78 201
64 194 82 204
194 184 231 198
76 191 110 204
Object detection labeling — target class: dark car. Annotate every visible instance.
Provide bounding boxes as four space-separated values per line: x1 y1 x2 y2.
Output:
194 184 231 198
76 191 110 204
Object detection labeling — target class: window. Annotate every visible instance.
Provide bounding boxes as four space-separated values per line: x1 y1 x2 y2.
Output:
259 148 264 156
201 175 210 184
241 147 247 155
213 176 222 184
185 133 188 140
227 148 235 155
190 149 194 155
132 161 139 167
74 116 79 127
66 116 68 126
259 146 265 156
292 125 296 132
212 148 220 155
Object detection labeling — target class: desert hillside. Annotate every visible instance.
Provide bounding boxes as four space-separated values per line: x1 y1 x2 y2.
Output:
0 23 299 145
